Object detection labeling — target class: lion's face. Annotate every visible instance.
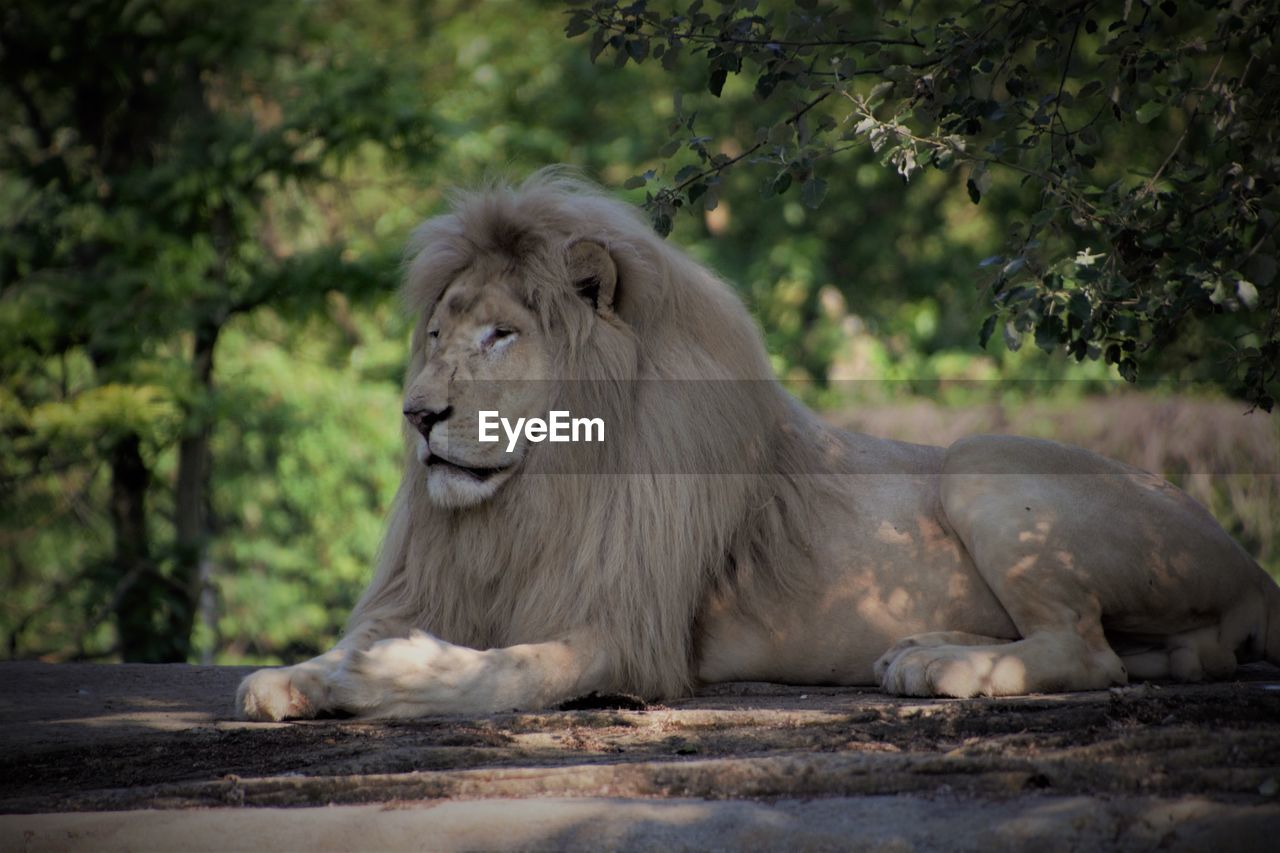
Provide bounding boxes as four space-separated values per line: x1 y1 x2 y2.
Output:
404 264 553 509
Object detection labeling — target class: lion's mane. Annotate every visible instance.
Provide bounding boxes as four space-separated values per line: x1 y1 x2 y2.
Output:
348 169 828 699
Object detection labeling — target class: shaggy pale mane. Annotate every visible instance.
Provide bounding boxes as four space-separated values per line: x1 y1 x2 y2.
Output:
349 168 828 697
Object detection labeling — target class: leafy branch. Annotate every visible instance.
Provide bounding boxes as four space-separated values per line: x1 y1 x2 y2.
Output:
569 0 1280 410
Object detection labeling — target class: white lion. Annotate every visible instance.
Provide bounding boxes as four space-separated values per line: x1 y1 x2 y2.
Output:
238 170 1280 720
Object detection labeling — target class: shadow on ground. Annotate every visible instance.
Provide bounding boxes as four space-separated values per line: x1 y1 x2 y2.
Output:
2 662 1279 849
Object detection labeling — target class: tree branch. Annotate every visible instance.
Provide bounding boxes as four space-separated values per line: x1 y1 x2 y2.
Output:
1146 51 1228 193
671 90 834 195
1049 4 1088 143
585 11 925 50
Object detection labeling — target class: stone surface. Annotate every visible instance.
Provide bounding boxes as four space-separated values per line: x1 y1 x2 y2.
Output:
2 662 1280 849
7 796 1280 853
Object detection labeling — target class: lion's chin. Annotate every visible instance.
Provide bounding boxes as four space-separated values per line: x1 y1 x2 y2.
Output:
424 456 516 509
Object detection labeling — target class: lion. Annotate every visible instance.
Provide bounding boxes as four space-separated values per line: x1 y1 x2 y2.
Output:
237 169 1280 720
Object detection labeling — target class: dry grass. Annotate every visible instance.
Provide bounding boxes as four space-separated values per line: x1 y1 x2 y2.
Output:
826 393 1280 578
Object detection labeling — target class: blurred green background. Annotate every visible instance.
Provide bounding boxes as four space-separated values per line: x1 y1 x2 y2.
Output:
3 0 1276 665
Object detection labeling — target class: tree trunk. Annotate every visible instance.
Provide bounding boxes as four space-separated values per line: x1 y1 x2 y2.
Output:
172 317 221 659
107 432 185 662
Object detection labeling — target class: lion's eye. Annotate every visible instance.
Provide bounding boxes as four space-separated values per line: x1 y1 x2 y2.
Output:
481 326 517 351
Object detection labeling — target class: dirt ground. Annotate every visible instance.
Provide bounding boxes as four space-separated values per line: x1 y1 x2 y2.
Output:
2 661 1280 850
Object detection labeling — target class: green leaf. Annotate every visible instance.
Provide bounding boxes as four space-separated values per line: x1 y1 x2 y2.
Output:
1068 292 1091 323
974 167 993 194
1135 101 1165 124
1002 321 1023 352
628 38 649 62
867 81 894 106
966 164 991 204
708 67 728 97
978 314 997 349
1237 279 1259 310
1034 315 1064 352
673 165 702 184
967 177 982 204
623 175 648 190
800 177 827 209
1077 80 1103 99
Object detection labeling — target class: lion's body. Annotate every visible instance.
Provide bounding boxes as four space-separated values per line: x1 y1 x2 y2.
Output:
238 170 1280 720
698 429 1276 694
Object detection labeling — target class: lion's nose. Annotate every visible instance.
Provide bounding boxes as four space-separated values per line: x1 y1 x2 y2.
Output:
404 405 452 439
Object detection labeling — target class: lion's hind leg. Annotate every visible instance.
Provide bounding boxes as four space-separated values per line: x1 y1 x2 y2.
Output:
1110 614 1253 682
873 525 1130 697
871 554 1130 697
882 437 1147 698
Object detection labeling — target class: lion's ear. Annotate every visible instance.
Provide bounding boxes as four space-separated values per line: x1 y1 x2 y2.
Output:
565 238 618 315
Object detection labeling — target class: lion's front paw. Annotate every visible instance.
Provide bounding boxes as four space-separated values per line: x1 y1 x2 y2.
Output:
878 646 988 698
236 666 324 721
880 641 1038 698
873 636 937 684
875 632 1026 697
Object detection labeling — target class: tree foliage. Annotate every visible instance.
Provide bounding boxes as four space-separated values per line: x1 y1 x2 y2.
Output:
4 0 1277 666
568 0 1280 409
0 0 432 660
0 0 686 664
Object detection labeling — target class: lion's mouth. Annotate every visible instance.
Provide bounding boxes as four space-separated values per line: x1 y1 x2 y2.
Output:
426 454 510 481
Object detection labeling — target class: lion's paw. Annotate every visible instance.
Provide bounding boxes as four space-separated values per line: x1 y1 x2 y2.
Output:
874 636 939 683
877 645 1006 698
236 666 324 721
